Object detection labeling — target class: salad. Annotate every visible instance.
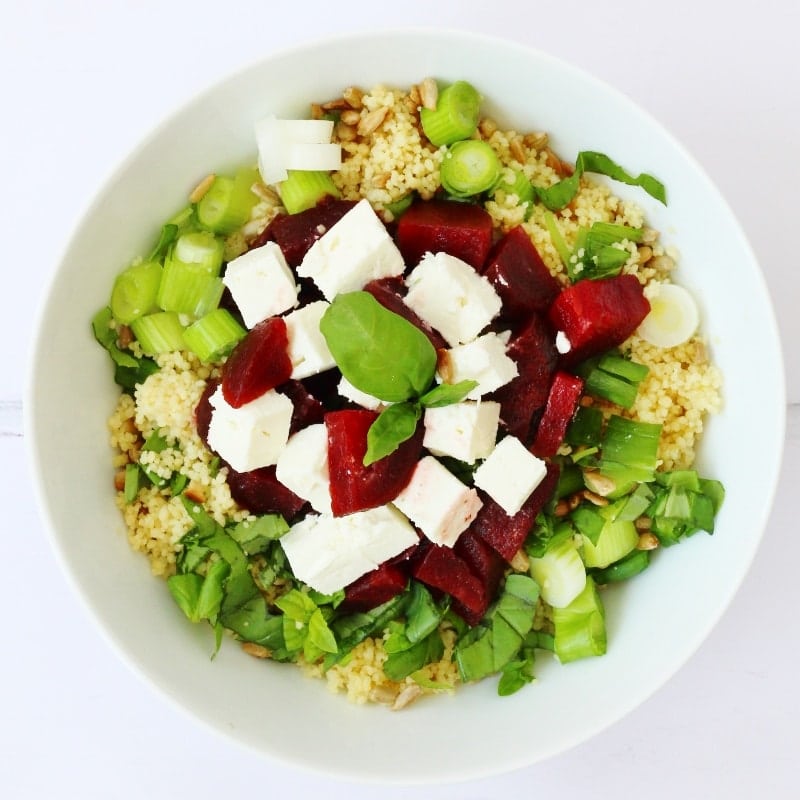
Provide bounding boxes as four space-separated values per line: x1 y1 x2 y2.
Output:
94 78 724 708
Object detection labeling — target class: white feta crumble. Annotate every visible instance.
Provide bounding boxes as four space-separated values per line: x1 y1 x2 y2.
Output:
438 332 518 398
337 376 384 411
283 300 336 379
392 455 483 547
297 198 405 301
555 330 572 354
423 401 500 464
472 435 548 517
403 251 502 346
279 505 418 595
275 423 332 514
222 241 299 328
206 386 293 473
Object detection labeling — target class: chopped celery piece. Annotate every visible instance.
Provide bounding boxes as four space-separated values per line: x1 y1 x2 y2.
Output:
580 517 639 569
529 536 587 609
130 311 186 355
440 140 501 198
279 169 340 214
552 577 606 663
157 259 224 317
172 230 224 275
196 167 260 234
110 260 162 324
592 549 650 584
419 80 481 146
182 308 246 362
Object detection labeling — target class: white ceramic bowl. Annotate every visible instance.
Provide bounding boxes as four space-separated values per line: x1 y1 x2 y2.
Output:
26 30 785 783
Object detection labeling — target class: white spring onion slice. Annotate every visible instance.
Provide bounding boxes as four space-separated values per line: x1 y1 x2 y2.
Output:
637 282 700 348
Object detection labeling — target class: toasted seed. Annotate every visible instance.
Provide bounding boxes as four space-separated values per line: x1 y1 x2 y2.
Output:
339 109 361 126
250 182 281 204
321 97 350 112
368 685 397 705
509 136 527 164
392 683 423 711
189 173 216 204
637 244 654 265
510 549 530 573
582 471 616 497
436 349 453 383
583 489 609 507
242 642 271 659
478 117 498 138
524 131 549 151
184 482 206 504
335 121 358 142
634 516 652 531
419 77 438 110
636 532 660 551
117 324 134 349
408 84 422 107
371 172 390 189
114 470 126 492
358 106 390 136
310 102 325 120
342 85 364 110
554 500 571 517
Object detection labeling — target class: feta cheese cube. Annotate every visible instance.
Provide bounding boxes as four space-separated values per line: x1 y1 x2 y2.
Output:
403 252 502 346
297 199 405 301
283 300 337 379
555 330 572 354
280 505 418 595
473 435 548 516
423 401 501 464
222 241 299 328
392 455 483 547
206 386 293 473
337 376 384 411
275 423 331 514
438 332 518 398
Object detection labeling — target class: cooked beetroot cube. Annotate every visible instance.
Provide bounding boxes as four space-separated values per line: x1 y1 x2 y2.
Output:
252 197 358 267
340 561 410 613
454 530 506 607
411 543 487 626
278 379 325 434
363 277 448 350
326 409 424 516
194 378 220 446
547 274 650 365
470 462 560 562
530 371 585 458
226 464 307 520
481 225 562 320
395 199 493 269
490 313 558 442
221 317 293 408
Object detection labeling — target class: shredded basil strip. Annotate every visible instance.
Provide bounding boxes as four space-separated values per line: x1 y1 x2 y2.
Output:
534 151 667 211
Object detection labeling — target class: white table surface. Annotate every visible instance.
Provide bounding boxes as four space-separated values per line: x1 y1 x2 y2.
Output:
3 1 798 797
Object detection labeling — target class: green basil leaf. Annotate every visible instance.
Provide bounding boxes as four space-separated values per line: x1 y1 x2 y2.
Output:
419 380 478 408
195 559 231 622
167 573 203 621
228 514 289 555
535 150 666 211
383 631 444 682
320 291 437 402
364 402 421 466
497 654 535 696
274 588 318 622
307 609 338 655
405 582 443 644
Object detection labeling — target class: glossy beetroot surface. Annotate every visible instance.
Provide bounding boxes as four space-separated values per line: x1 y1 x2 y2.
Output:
530 371 585 458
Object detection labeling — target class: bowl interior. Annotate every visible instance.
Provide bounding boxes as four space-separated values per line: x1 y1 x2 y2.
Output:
26 30 785 783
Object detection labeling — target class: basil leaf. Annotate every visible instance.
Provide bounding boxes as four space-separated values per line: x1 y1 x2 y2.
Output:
307 609 338 655
383 631 444 682
497 654 535 696
320 291 437 402
228 514 289 556
419 380 478 408
364 402 421 466
535 151 666 211
167 573 203 621
195 558 230 622
405 582 443 644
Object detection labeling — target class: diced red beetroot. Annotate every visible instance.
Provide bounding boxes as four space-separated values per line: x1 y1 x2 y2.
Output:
221 317 293 408
363 277 448 350
226 464 307 520
278 379 325 435
453 530 506 623
547 274 650 366
490 313 558 442
340 561 410 613
481 225 562 320
395 199 493 269
252 197 358 267
326 409 424 516
470 462 560 562
411 543 487 626
530 371 585 458
194 379 219 446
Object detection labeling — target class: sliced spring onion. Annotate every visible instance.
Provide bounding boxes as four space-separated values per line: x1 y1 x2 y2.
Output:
552 576 606 663
578 352 649 409
544 209 572 268
528 536 587 609
123 462 140 503
637 282 700 348
382 192 415 221
156 260 224 317
580 517 639 569
591 549 650 584
599 415 662 491
130 311 186 355
110 260 162 324
196 167 260 234
172 230 224 275
419 80 481 146
565 405 604 447
440 140 501 198
182 308 246 362
279 169 340 215
491 167 535 217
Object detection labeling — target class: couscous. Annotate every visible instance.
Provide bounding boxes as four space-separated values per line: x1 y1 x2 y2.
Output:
97 78 723 708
